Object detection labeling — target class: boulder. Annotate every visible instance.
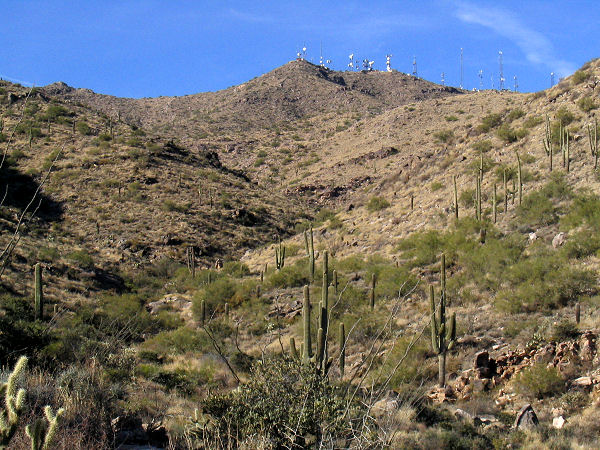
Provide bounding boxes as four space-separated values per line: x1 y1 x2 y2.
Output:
552 232 566 248
474 351 497 378
552 416 567 429
514 404 539 430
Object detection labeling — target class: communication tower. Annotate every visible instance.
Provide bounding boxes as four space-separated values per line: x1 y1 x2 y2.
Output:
513 75 518 92
498 51 505 90
478 69 483 90
550 72 555 87
412 56 417 77
441 72 445 86
386 54 392 72
460 48 464 89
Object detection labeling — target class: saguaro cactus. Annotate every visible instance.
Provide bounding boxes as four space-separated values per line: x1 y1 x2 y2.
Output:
516 151 522 205
200 300 206 326
302 285 312 362
453 175 459 219
275 237 285 270
369 273 376 310
34 263 43 321
430 254 457 387
543 115 553 172
588 119 598 169
304 226 315 282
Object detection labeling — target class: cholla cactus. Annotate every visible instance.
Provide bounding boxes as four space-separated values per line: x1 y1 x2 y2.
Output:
25 406 64 450
0 356 27 447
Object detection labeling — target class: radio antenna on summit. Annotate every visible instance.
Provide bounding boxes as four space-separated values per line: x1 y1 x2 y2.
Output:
386 54 392 72
412 56 417 77
550 72 555 87
478 70 483 90
302 45 307 60
513 75 518 92
460 48 464 89
441 72 445 86
498 51 505 90
319 41 323 66
348 53 354 70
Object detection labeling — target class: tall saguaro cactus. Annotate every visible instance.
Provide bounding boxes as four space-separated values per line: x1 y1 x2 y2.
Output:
304 226 315 282
275 237 285 270
430 254 457 388
302 285 312 362
453 175 459 219
588 119 598 170
543 115 553 172
34 263 43 321
369 273 376 310
339 322 346 379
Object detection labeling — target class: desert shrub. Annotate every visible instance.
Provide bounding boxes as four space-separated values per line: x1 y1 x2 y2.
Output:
334 254 366 272
507 108 525 122
571 70 590 85
555 107 576 126
514 363 565 399
468 155 496 175
266 259 310 288
561 192 600 229
551 320 579 342
433 129 454 144
471 140 493 153
577 96 597 112
38 246 60 262
76 121 92 135
445 115 458 122
193 277 237 313
367 196 390 212
365 258 417 298
517 191 558 227
459 189 475 208
430 181 444 192
194 356 363 448
141 326 212 356
162 199 190 213
67 249 95 269
523 115 544 128
496 244 594 312
496 123 527 143
222 261 250 277
478 113 503 133
561 230 600 259
314 208 336 224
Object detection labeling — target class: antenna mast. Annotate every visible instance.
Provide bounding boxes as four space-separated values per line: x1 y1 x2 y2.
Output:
498 51 505 90
412 56 417 77
550 72 555 87
478 69 483 90
460 48 464 89
386 54 392 72
513 75 518 92
441 72 445 86
348 54 354 71
319 41 323 66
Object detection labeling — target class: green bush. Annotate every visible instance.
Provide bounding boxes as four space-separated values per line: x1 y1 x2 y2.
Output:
555 107 575 126
194 356 362 448
471 140 493 153
193 277 237 314
68 249 95 269
507 108 525 122
517 191 558 227
496 123 527 143
367 196 390 212
514 363 565 399
577 96 597 112
267 259 310 289
142 326 211 356
523 115 544 128
433 129 454 144
430 181 444 192
551 320 579 342
76 121 92 135
571 70 590 85
478 113 503 133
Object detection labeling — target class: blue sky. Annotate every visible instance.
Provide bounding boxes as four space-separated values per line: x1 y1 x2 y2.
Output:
0 1 596 98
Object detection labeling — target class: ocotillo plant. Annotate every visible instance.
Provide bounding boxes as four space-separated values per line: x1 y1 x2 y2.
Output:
275 237 285 270
304 226 315 282
0 356 27 446
34 263 43 321
430 254 457 388
369 273 376 310
588 119 598 169
543 115 553 172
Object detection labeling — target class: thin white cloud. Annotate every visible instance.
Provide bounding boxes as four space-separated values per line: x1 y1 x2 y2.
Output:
455 3 576 77
0 74 34 86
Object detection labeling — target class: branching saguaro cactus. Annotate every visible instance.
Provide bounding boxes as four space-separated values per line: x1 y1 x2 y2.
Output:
25 406 64 450
430 254 457 388
275 237 285 270
34 263 43 321
588 119 598 170
304 226 315 282
0 356 27 447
